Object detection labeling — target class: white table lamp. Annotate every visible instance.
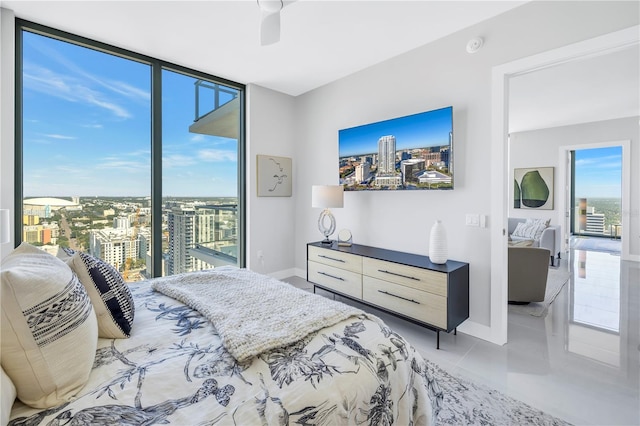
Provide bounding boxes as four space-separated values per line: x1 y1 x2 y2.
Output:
312 185 344 244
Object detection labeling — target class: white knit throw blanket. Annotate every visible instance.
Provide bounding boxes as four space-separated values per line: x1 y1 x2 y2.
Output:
151 267 366 363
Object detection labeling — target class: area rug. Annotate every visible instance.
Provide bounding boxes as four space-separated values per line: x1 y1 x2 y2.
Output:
430 359 571 425
508 266 570 317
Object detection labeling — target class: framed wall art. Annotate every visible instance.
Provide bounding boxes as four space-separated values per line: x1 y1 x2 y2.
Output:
257 155 292 197
514 167 554 210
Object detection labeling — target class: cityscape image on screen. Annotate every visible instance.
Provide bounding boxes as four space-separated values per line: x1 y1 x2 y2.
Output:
338 106 453 191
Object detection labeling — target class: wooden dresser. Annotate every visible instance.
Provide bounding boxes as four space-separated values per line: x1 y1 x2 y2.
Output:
307 241 469 348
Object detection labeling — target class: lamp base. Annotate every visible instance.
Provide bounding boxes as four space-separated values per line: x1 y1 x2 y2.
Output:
318 208 336 246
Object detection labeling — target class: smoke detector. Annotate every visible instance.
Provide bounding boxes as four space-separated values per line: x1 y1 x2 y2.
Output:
466 37 484 54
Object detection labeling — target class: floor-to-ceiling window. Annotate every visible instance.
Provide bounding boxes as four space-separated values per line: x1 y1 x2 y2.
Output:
161 70 240 277
17 20 245 280
570 146 622 239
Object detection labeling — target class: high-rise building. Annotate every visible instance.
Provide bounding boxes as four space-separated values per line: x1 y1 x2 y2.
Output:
167 207 220 275
167 207 195 275
375 135 402 187
401 159 426 184
377 135 396 174
355 163 370 183
586 211 606 234
166 205 237 276
90 228 139 271
113 216 130 230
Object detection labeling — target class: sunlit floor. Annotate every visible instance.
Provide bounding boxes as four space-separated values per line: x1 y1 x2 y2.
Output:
285 241 639 425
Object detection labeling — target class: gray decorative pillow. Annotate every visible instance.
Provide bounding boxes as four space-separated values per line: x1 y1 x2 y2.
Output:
1 242 98 408
58 247 135 339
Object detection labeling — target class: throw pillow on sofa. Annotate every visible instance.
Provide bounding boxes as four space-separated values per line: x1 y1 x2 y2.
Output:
512 219 548 240
1 242 98 408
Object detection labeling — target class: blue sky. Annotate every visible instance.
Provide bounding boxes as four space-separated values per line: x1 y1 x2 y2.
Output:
338 106 452 157
22 31 238 198
574 146 622 199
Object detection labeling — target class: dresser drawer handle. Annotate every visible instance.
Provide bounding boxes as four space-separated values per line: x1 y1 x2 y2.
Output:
318 271 345 281
318 254 346 263
378 269 420 281
378 290 420 304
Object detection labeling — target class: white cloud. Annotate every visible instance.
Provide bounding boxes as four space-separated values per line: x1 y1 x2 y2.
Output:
95 157 148 173
197 149 237 162
23 62 132 119
163 154 197 168
44 133 77 140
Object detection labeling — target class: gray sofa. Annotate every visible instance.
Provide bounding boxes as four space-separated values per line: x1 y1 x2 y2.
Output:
508 246 551 303
508 217 561 266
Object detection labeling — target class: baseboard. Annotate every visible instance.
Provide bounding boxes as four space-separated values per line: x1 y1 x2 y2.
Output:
293 267 306 279
268 268 297 280
456 320 504 346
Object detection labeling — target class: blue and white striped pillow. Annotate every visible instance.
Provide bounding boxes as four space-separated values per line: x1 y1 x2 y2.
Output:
58 247 135 339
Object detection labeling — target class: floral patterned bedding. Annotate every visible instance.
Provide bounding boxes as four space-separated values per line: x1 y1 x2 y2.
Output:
9 276 442 425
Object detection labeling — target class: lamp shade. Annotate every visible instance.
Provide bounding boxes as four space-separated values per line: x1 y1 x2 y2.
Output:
0 209 10 244
312 185 344 208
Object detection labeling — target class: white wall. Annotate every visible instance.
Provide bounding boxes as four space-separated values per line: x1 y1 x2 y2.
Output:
246 84 297 278
0 8 15 261
510 117 640 259
292 1 640 329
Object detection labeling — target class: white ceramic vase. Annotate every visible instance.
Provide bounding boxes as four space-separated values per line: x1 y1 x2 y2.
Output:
429 220 448 264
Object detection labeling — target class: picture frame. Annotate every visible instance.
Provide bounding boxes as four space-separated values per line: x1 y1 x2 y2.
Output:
514 166 554 210
257 155 292 197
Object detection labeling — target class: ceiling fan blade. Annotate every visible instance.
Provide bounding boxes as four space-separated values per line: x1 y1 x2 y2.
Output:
257 0 283 46
260 10 281 46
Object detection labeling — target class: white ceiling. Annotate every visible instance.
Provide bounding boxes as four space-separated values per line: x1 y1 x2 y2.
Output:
509 45 640 133
2 0 526 96
2 0 638 132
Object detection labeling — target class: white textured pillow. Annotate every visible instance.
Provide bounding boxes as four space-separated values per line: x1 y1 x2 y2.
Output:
57 247 135 339
1 243 98 409
1 366 16 426
512 220 547 240
525 218 550 240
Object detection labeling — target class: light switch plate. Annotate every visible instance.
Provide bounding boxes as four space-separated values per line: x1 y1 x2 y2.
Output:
466 213 480 227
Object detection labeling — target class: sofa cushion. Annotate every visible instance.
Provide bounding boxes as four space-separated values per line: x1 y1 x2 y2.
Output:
1 242 98 409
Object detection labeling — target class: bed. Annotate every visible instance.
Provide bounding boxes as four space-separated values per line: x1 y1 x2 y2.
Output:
2 243 442 425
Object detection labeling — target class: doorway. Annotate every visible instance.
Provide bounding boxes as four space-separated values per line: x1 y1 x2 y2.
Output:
489 26 639 346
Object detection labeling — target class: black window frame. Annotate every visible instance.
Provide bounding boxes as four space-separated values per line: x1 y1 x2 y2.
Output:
14 19 246 275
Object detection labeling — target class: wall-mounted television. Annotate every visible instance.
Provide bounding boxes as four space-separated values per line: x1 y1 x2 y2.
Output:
338 106 453 191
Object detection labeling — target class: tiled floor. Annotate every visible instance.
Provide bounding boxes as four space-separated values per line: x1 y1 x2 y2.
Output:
284 240 639 425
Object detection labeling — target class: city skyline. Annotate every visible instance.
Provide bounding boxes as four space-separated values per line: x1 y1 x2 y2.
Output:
22 30 239 198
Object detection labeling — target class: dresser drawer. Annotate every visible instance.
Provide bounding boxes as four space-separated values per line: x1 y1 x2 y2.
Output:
363 276 447 329
363 257 447 297
308 245 362 273
308 261 362 299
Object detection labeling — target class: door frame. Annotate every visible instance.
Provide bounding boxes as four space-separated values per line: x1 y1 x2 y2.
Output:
490 26 639 346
